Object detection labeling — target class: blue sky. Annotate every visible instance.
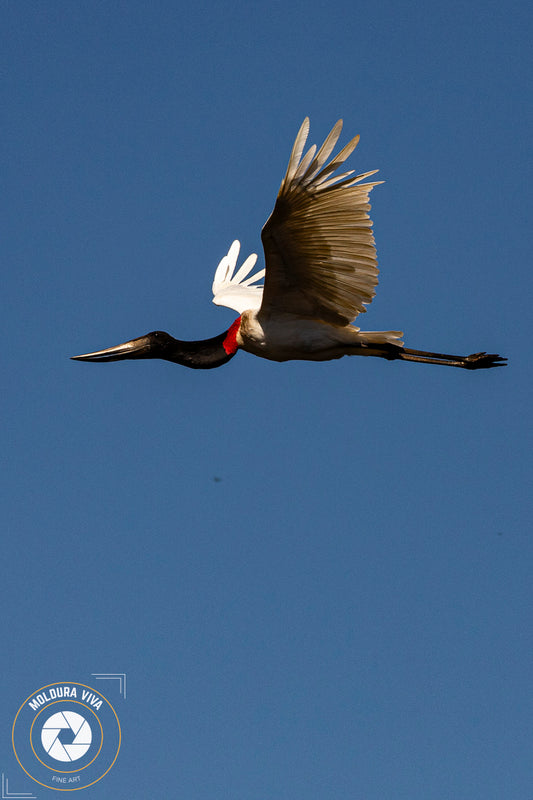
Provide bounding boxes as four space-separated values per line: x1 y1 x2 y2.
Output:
2 1 532 798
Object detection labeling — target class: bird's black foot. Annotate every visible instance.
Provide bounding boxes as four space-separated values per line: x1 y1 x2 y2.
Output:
463 352 507 369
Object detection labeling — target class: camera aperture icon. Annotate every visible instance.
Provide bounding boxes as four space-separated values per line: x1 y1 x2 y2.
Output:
41 711 92 762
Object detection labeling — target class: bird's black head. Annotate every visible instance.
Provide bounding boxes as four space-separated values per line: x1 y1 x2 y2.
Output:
71 329 237 369
126 331 177 359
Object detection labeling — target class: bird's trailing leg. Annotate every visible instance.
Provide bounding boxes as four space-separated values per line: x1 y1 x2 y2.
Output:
386 346 507 369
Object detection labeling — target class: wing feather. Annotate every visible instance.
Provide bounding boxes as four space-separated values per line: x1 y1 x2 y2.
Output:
212 240 265 313
260 119 382 325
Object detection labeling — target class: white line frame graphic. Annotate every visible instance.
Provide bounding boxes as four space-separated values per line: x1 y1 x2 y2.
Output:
1 773 36 799
91 673 127 698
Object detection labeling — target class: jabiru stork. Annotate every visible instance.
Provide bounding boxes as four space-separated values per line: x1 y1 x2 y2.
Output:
72 119 506 371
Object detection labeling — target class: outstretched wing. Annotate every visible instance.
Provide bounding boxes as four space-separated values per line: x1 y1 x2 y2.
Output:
212 240 265 313
260 118 381 325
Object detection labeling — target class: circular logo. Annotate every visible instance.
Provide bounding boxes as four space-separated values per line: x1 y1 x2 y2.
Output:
12 682 121 791
41 711 92 762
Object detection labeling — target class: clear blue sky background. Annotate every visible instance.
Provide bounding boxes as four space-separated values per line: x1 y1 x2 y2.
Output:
2 2 532 798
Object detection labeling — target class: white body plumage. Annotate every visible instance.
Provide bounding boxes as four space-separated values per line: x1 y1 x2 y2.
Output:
237 309 402 362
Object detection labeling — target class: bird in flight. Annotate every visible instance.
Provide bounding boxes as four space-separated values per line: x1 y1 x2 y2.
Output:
72 118 506 371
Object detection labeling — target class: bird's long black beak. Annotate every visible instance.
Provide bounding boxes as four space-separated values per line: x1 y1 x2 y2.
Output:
71 334 154 362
